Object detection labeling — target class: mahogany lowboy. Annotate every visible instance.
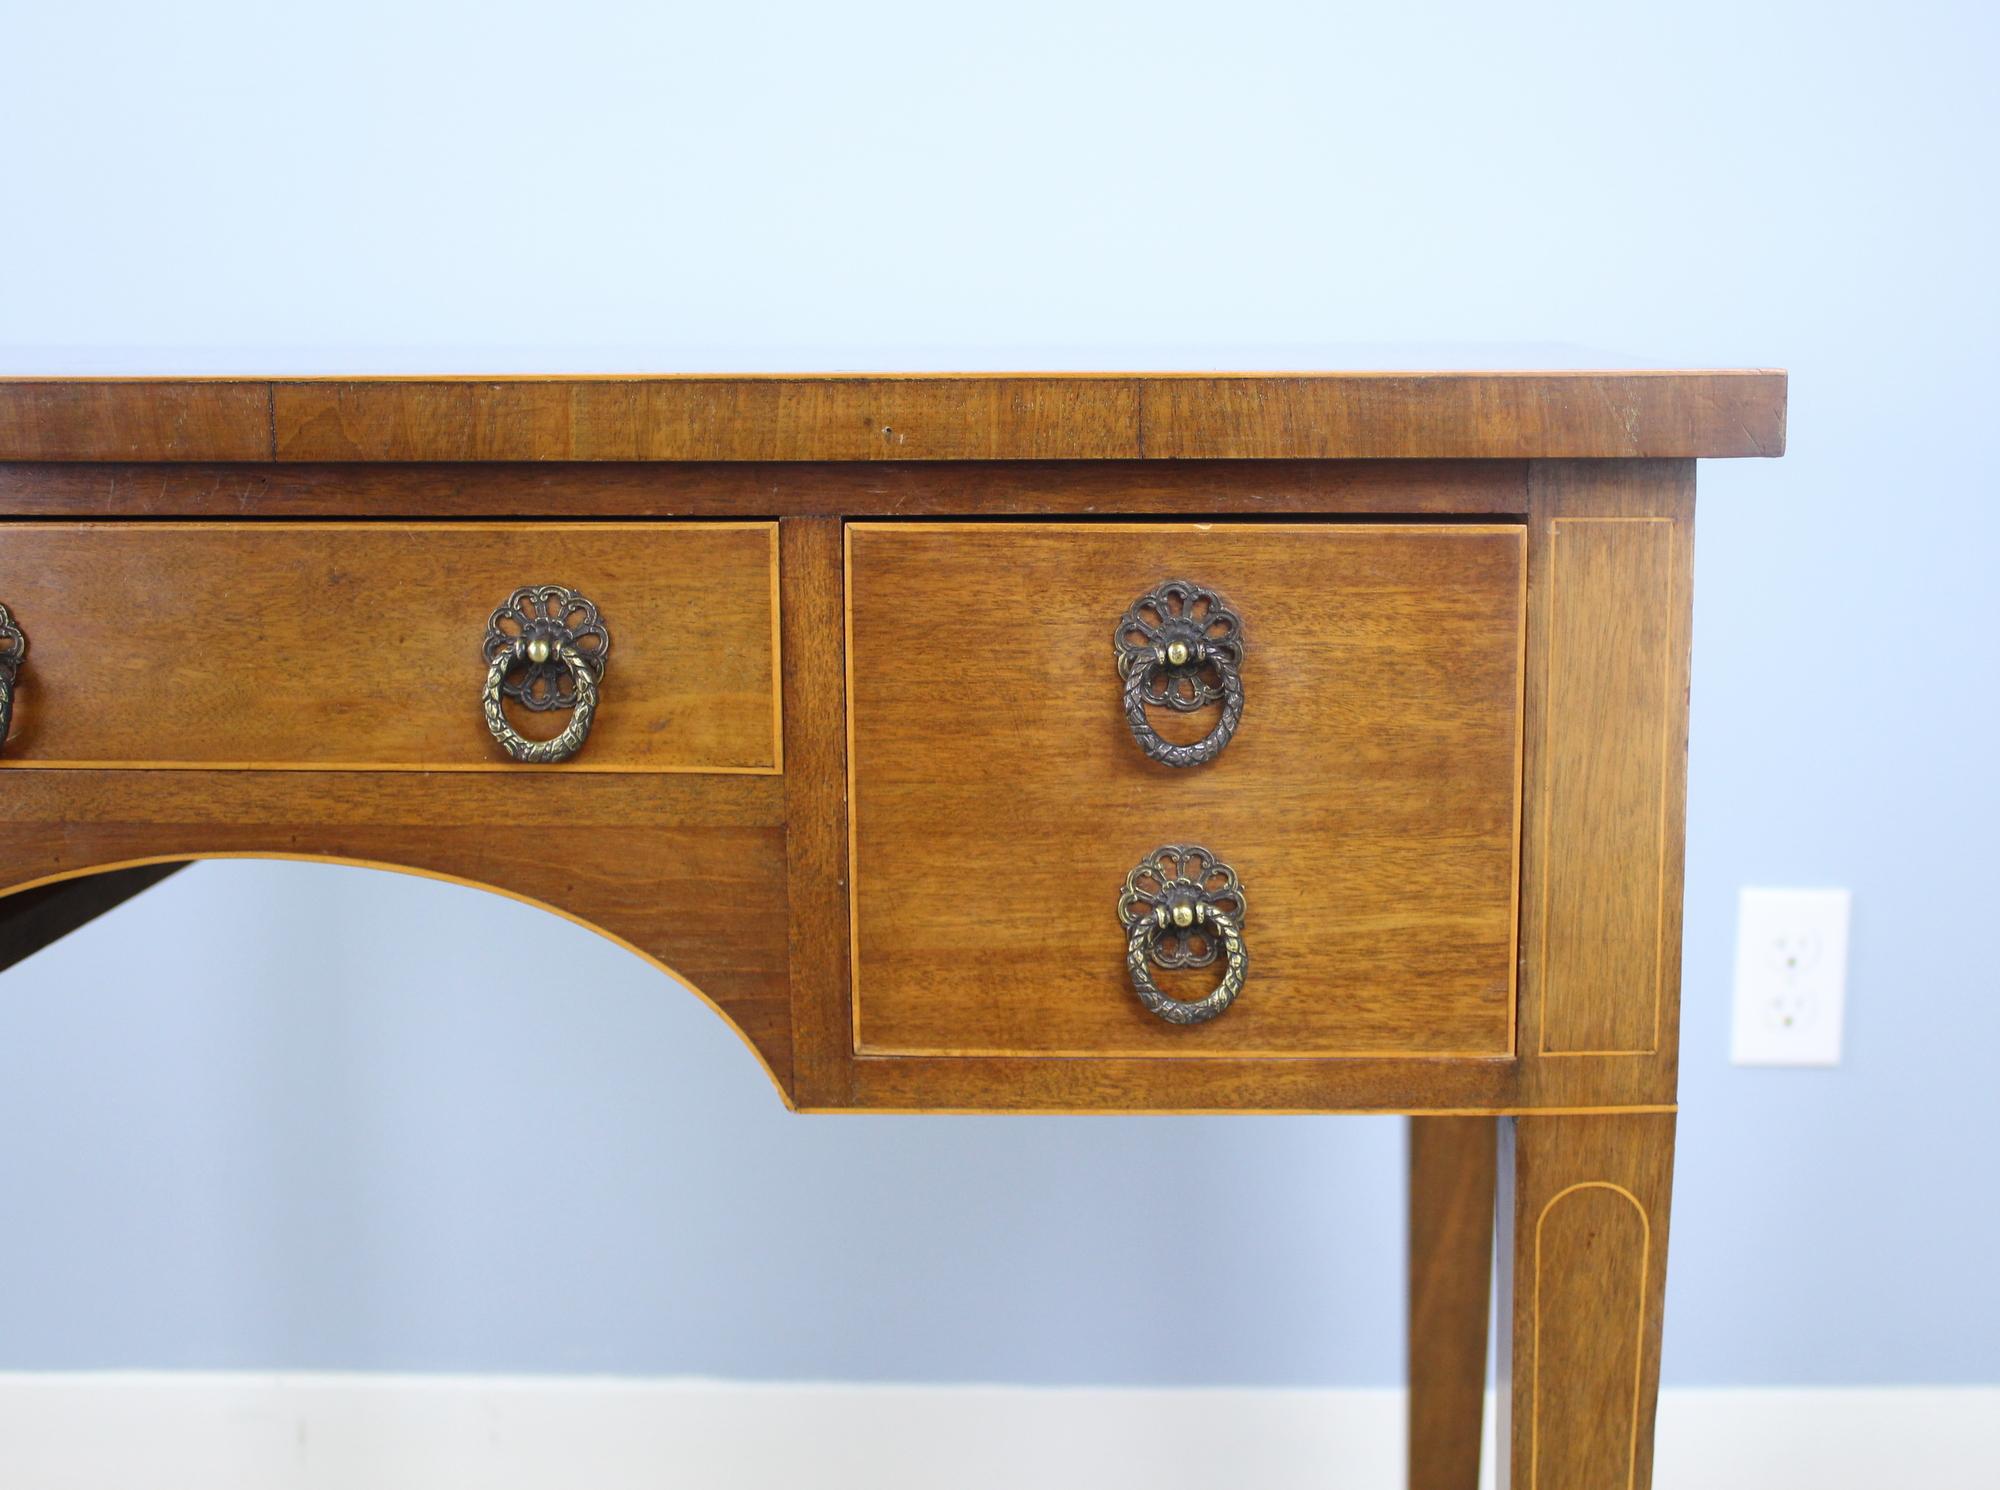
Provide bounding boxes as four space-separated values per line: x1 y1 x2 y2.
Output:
0 371 1786 1490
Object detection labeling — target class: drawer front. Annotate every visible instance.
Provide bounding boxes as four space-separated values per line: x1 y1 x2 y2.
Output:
0 522 778 772
846 521 1524 1058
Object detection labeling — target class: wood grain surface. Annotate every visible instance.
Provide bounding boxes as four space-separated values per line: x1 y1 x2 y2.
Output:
835 1055 1673 1115
1145 374 1785 459
846 522 1525 1059
0 770 795 1095
272 377 1142 462
1409 1116 1498 1490
1497 1112 1676 1490
0 458 1530 519
1528 467 1693 1057
780 518 857 1109
1503 463 1692 1119
0 381 272 461
0 522 779 773
0 373 1786 463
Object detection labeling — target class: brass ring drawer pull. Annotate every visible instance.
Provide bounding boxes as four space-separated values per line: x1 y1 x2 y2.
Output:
481 585 612 764
0 602 24 755
1119 845 1249 1025
1113 580 1243 767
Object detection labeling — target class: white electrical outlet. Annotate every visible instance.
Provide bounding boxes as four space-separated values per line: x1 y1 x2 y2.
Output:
1731 887 1850 1066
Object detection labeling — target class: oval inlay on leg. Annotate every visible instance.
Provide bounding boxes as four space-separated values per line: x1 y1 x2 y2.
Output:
1533 1182 1651 1489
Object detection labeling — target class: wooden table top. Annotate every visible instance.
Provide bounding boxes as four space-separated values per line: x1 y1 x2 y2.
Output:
0 371 1786 463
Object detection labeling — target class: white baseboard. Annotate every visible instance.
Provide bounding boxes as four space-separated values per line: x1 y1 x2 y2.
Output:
0 1374 1992 1490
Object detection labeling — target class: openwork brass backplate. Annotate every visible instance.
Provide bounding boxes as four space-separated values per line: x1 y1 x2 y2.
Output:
0 601 24 750
1113 580 1242 710
482 585 611 710
1119 844 1246 967
1113 579 1244 767
1119 844 1250 1025
480 585 612 765
0 602 22 678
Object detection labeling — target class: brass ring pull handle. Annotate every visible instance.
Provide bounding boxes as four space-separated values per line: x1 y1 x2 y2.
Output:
0 602 25 756
1119 845 1249 1025
1113 580 1244 768
480 585 612 765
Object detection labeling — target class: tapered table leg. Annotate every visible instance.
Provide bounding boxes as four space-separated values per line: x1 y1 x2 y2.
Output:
1496 1112 1676 1490
1409 1116 1498 1490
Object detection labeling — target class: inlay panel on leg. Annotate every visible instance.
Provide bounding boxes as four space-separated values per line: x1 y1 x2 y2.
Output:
1497 1112 1675 1490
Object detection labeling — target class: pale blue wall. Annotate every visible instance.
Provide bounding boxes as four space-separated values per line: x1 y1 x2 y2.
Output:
1 0 1995 1386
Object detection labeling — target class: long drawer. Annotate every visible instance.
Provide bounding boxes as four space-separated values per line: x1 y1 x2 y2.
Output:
0 521 779 773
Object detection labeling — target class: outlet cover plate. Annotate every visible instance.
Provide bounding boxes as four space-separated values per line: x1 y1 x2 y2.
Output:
1731 887 1850 1066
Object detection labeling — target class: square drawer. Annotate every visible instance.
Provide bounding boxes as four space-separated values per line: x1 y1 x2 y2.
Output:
0 522 779 772
846 521 1525 1058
